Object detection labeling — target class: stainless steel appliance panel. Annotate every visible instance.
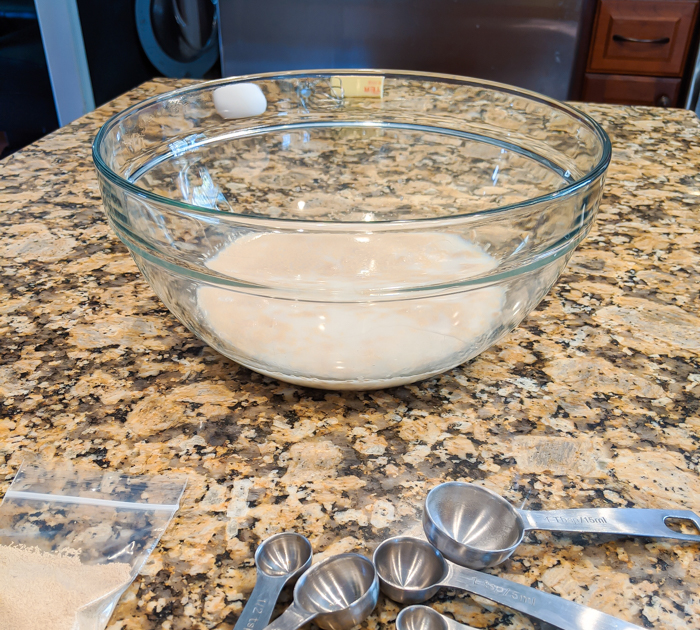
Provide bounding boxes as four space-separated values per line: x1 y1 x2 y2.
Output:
218 0 584 100
685 46 700 115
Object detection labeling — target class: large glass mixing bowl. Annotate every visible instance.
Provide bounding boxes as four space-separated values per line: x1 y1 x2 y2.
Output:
93 70 610 389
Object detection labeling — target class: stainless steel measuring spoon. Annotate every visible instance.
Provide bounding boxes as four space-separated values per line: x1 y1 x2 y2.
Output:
424 481 700 569
397 606 480 630
373 536 644 630
263 553 379 630
234 533 313 630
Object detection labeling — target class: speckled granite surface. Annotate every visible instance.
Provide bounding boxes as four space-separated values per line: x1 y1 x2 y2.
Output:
0 79 699 629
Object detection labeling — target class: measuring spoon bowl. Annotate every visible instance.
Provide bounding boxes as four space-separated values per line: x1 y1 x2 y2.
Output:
373 535 445 604
256 532 314 578
234 533 313 630
397 606 480 630
373 536 643 630
265 553 379 630
424 482 700 570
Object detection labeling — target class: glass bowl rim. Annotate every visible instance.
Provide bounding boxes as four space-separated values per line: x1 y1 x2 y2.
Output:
92 68 612 227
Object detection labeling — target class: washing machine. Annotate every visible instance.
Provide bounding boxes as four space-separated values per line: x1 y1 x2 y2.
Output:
36 0 220 123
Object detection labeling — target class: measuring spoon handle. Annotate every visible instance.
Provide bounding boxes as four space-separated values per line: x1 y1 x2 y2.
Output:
234 574 288 630
519 508 700 541
443 563 643 630
262 602 317 630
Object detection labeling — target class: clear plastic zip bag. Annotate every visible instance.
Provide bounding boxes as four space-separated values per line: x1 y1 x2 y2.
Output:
0 462 187 630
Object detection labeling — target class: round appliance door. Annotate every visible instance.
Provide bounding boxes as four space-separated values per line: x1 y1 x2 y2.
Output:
135 0 219 78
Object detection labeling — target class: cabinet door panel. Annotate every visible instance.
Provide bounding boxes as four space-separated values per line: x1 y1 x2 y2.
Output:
583 72 681 105
588 0 698 76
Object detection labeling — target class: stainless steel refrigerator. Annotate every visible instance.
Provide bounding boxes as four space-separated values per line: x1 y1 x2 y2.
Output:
217 0 593 101
685 46 700 115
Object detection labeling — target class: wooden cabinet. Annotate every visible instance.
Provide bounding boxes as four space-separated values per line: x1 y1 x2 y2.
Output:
583 73 681 105
588 0 697 75
582 0 699 106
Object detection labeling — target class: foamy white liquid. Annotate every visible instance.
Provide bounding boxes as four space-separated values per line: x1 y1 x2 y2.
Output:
197 232 505 387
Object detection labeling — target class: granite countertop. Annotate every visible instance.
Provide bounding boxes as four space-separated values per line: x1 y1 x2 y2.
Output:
1 79 699 629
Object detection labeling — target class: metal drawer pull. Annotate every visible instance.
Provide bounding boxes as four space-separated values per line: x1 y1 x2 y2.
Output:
613 34 670 44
